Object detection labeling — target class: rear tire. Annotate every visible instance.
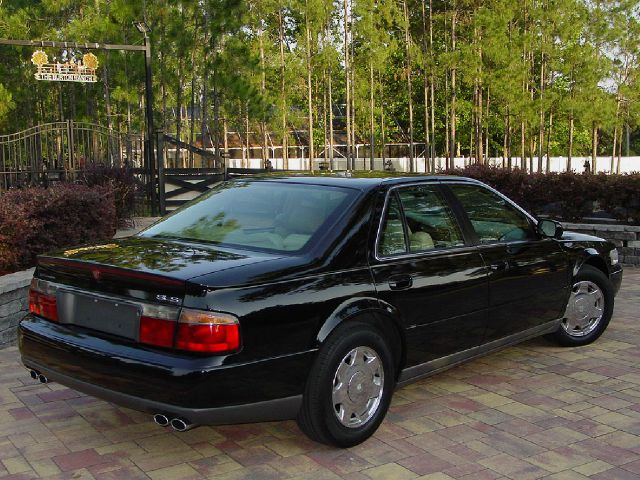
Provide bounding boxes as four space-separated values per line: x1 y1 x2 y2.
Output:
297 322 395 447
549 265 614 347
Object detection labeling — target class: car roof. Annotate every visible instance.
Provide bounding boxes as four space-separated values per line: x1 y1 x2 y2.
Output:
232 174 483 191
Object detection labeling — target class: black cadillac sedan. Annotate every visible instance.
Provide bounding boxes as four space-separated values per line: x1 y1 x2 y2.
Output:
19 175 623 447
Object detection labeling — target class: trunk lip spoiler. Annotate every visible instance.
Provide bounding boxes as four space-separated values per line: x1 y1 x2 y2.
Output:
38 256 185 287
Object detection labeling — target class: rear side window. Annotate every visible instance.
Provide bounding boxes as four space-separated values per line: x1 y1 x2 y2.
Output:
378 195 407 257
448 184 534 243
397 186 464 252
377 185 464 257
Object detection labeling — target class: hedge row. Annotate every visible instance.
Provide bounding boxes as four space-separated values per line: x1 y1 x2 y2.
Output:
79 165 139 221
0 184 116 274
443 166 640 224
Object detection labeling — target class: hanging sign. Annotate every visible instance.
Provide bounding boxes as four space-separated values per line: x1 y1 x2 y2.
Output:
31 50 99 83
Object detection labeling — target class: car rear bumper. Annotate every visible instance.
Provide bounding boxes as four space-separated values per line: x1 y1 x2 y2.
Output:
19 315 313 424
23 358 301 424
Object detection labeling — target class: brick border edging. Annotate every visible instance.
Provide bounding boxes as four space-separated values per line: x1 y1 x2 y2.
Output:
0 268 34 347
562 223 640 266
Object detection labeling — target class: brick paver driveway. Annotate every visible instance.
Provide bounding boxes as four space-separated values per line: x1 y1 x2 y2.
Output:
1 270 639 479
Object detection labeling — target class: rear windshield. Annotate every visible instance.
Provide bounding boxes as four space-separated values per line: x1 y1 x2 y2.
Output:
141 181 357 252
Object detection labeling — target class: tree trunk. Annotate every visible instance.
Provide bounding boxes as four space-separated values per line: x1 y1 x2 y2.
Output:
278 8 289 170
520 120 526 171
611 125 618 173
546 111 553 173
102 63 112 132
429 0 436 168
223 117 229 163
58 84 65 121
323 70 328 165
213 75 220 163
568 114 574 171
329 73 334 170
343 0 352 170
445 72 450 165
245 103 251 168
537 43 545 172
449 6 457 171
421 0 431 172
617 124 623 174
160 17 167 131
591 123 598 173
503 113 509 165
475 81 483 165
403 0 415 173
485 87 490 162
529 136 534 174
611 96 620 173
350 4 356 169
176 54 184 167
521 7 528 171
189 53 196 167
369 61 375 171
202 8 209 153
305 4 314 171
175 6 186 166
473 24 483 165
259 29 268 168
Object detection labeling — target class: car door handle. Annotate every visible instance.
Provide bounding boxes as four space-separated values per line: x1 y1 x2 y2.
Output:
490 260 509 272
388 275 413 290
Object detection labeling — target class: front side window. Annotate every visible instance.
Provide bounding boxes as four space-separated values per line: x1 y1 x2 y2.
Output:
377 185 465 257
397 186 464 252
141 181 357 252
448 184 534 244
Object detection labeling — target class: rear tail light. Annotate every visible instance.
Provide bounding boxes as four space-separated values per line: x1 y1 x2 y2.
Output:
175 309 240 353
27 278 239 354
139 304 180 348
28 278 59 322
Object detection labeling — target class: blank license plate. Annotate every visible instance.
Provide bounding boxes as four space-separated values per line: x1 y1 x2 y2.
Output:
57 290 141 340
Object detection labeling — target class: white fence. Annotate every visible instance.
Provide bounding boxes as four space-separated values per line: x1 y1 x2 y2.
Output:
225 155 640 174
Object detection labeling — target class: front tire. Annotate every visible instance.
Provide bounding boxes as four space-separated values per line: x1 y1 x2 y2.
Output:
550 265 614 346
297 322 395 447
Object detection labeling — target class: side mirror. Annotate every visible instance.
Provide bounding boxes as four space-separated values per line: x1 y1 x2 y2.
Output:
537 219 563 239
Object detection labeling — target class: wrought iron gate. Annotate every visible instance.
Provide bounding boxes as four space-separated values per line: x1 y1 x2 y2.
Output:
0 120 144 189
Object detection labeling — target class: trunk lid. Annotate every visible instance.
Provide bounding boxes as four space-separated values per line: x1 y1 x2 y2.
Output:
37 236 283 300
33 237 284 343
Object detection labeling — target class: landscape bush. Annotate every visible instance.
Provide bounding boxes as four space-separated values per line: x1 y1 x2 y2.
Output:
78 165 139 222
0 184 116 274
443 165 640 224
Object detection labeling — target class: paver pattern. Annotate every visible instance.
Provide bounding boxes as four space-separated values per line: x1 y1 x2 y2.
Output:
0 269 639 479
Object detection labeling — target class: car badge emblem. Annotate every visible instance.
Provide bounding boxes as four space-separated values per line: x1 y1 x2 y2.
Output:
156 294 181 305
92 269 102 281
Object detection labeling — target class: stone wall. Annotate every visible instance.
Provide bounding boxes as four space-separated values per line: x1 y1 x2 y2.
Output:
0 268 34 347
562 223 640 266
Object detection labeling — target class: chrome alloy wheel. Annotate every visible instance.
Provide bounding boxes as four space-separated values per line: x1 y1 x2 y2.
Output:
562 280 605 337
331 346 385 428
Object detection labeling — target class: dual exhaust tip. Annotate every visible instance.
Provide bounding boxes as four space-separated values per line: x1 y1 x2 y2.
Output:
153 413 196 432
29 369 48 384
28 370 193 432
